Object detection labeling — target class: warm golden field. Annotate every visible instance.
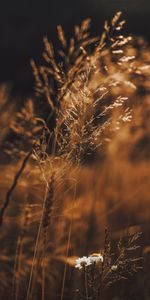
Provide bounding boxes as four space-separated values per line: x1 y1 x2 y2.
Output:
0 13 149 300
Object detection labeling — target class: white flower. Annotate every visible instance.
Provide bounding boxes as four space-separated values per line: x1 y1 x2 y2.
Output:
111 265 118 271
75 253 104 269
75 256 92 269
89 254 104 264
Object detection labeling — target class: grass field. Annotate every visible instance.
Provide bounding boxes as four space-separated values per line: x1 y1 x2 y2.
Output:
0 12 149 300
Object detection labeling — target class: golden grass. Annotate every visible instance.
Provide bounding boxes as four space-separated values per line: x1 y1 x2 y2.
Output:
0 12 150 300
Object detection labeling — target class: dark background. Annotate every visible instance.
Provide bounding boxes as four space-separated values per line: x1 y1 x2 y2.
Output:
0 0 150 96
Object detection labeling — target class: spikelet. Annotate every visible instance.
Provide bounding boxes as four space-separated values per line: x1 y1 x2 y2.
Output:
42 174 55 244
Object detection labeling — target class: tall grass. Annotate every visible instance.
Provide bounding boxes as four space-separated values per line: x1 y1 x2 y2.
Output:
0 11 150 300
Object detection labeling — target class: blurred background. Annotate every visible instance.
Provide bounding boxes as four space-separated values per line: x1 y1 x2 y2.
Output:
0 0 150 96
